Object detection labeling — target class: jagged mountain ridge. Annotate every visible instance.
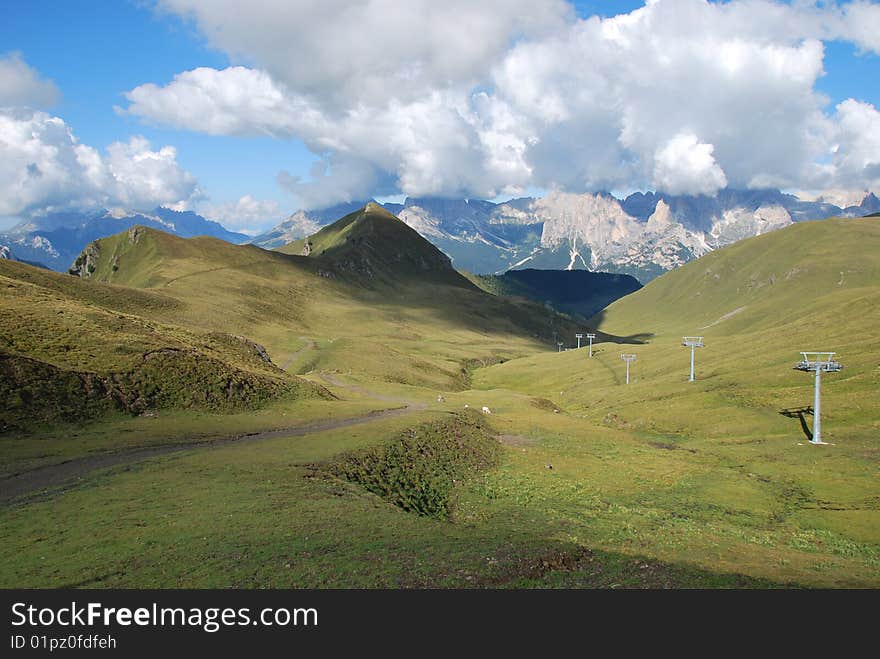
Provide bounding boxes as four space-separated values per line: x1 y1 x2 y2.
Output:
253 189 880 282
0 207 250 272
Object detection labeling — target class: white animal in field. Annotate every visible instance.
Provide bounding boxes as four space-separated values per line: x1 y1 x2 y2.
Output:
481 406 492 414
464 404 469 408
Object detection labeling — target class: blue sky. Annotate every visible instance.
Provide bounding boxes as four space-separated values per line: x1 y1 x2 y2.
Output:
1 1 879 233
0 1 307 208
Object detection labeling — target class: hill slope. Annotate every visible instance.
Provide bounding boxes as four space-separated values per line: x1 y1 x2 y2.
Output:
249 199 375 248
0 259 325 430
275 202 470 287
479 217 879 444
59 209 599 397
592 217 880 337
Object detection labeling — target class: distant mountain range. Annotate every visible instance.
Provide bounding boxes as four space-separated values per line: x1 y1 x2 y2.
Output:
254 189 880 282
4 188 877 278
0 207 249 271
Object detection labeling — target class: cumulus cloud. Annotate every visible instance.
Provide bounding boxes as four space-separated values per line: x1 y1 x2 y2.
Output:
105 136 200 209
652 133 728 196
126 0 880 202
158 0 572 108
0 52 60 107
122 66 311 137
0 108 200 217
276 157 391 210
829 99 880 190
198 194 282 233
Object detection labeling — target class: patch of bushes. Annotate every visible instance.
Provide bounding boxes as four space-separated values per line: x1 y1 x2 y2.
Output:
530 397 562 412
327 411 501 519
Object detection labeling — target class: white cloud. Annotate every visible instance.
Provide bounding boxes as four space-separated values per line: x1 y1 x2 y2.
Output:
158 0 572 108
652 133 728 195
829 99 880 189
276 157 388 210
0 52 60 107
122 66 312 137
198 194 282 233
105 136 200 209
839 1 880 55
0 108 201 217
125 0 880 203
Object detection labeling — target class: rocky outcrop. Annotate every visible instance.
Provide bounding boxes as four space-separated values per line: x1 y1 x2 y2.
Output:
68 241 101 278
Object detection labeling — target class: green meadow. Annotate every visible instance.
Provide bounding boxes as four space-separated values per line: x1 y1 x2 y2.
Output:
1 209 877 588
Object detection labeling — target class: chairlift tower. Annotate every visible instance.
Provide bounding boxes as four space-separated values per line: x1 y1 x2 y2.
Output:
682 336 704 382
794 352 843 445
557 341 564 353
576 333 584 349
620 354 636 384
586 333 596 358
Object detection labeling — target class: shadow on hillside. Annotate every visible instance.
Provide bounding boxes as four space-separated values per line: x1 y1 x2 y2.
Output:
241 250 657 348
589 308 654 345
779 406 814 441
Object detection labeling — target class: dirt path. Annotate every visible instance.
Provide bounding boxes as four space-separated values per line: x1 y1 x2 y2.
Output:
280 337 317 371
0 405 417 505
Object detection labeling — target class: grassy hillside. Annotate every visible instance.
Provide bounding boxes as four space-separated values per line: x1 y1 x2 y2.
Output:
70 208 590 392
592 217 879 336
469 217 880 585
480 218 880 437
0 259 326 431
4 205 595 432
4 211 877 589
276 202 469 287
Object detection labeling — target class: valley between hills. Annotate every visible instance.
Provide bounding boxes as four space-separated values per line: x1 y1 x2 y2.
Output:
1 204 878 588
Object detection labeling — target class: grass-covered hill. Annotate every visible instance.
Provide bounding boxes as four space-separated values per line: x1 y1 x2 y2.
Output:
4 205 594 430
469 217 880 585
593 216 879 338
577 216 880 439
0 258 326 431
467 268 642 319
276 202 469 287
481 217 879 439
3 211 879 589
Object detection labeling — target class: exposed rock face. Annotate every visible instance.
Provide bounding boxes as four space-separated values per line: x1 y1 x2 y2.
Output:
232 335 273 365
256 210 323 247
708 205 792 245
68 242 101 278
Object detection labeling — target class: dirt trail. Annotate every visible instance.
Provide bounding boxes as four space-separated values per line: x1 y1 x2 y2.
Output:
0 405 416 505
280 337 317 371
